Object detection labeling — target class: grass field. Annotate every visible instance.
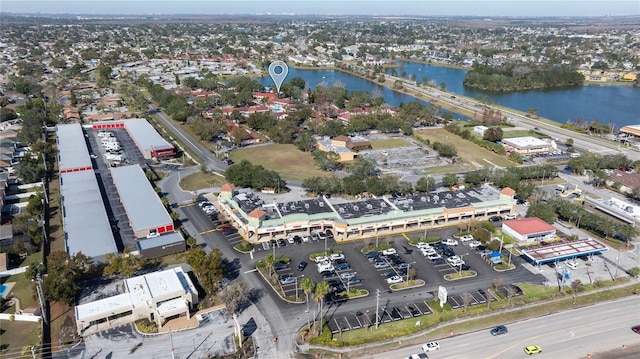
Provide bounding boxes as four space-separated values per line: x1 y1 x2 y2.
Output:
502 129 549 139
230 144 330 181
415 128 513 168
179 171 227 191
0 320 41 355
370 138 412 149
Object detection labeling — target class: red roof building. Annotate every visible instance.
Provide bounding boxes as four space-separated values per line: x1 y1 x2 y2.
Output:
502 217 556 244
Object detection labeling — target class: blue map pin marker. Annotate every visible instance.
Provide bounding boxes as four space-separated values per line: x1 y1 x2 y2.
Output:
268 61 289 94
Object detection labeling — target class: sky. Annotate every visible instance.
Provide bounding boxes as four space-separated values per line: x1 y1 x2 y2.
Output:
1 0 639 17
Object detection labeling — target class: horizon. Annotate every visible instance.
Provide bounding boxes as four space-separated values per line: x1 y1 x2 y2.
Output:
1 1 639 17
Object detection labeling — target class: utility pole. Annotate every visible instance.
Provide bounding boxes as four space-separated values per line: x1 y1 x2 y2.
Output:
375 289 380 329
36 274 47 325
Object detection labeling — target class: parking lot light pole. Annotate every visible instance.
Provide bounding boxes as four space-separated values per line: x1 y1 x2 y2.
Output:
406 261 416 283
459 253 469 276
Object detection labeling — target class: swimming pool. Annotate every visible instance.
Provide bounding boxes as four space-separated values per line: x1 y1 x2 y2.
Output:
0 284 9 297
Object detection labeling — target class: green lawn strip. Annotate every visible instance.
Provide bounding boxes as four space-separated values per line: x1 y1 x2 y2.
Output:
369 138 412 149
231 144 330 181
0 320 41 355
150 114 203 164
415 128 512 168
502 130 546 138
308 281 640 348
179 171 227 191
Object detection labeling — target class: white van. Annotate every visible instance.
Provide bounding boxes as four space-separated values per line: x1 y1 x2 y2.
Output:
103 142 121 151
570 152 581 158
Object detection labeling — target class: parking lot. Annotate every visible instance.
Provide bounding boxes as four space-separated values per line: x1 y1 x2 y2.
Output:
86 127 154 250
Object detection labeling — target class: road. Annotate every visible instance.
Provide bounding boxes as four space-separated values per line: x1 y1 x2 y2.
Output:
384 74 640 161
366 295 640 359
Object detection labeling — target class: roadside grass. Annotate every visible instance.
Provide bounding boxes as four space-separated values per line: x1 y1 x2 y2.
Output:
0 320 41 356
501 129 548 138
231 144 330 181
179 171 227 191
150 115 204 164
308 281 640 347
415 128 512 168
369 138 412 149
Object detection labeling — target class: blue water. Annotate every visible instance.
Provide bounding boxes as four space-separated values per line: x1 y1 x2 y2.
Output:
262 62 640 129
0 284 8 297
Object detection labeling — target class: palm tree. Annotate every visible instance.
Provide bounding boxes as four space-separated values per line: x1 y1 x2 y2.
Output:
264 253 276 277
300 278 315 330
313 281 330 335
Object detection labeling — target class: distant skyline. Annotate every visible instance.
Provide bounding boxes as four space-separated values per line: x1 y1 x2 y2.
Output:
2 1 639 17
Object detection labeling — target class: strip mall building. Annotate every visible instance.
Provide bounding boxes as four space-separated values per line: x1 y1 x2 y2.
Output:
215 183 517 242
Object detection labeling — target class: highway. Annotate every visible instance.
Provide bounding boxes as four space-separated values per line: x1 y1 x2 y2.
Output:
384 74 640 161
367 295 640 359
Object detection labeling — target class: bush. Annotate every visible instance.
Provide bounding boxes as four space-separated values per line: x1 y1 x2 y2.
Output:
628 267 640 278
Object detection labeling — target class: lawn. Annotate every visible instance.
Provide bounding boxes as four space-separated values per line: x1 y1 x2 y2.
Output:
230 144 330 181
179 171 228 191
0 320 41 355
370 138 412 149
415 128 512 168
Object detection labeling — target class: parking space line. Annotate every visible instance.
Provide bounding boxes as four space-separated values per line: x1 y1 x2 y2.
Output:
199 229 217 235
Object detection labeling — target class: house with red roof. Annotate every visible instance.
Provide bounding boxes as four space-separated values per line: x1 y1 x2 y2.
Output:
502 217 557 244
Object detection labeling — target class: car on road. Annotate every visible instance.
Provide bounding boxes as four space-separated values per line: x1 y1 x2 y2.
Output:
421 341 440 352
297 261 308 271
490 325 508 336
405 354 428 359
386 275 403 284
382 248 397 256
460 234 474 242
524 345 542 355
441 238 458 246
533 127 541 131
340 272 357 280
632 325 640 334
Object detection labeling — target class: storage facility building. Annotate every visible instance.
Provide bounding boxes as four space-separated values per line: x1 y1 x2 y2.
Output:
56 124 118 261
92 119 175 159
110 164 174 239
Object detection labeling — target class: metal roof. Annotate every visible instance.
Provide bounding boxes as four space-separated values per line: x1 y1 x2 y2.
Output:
121 118 173 153
521 238 608 265
137 232 184 250
110 164 172 232
56 124 92 171
60 171 117 259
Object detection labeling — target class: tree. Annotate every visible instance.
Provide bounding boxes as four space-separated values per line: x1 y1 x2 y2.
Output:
348 157 378 178
295 131 316 152
102 248 144 278
442 173 458 187
42 251 93 305
264 253 276 277
462 292 473 311
300 278 315 329
312 281 330 335
185 247 227 294
415 176 436 192
222 280 249 315
483 127 504 142
526 203 557 224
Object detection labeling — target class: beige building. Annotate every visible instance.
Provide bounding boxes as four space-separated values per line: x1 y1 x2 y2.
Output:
502 136 556 155
316 135 372 162
74 267 198 335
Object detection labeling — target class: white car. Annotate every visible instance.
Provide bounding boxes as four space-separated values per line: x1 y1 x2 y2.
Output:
441 238 458 246
416 242 431 249
301 234 310 242
382 248 397 256
330 253 345 261
460 234 474 242
566 261 579 270
422 341 440 352
314 256 329 263
146 232 160 239
386 275 403 284
340 272 357 280
503 214 517 220
421 248 436 256
468 240 482 248
405 354 428 359
427 253 442 261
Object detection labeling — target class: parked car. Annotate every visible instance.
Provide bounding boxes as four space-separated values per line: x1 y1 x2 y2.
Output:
460 234 474 242
405 354 428 359
523 345 542 355
273 262 288 271
330 253 345 261
223 228 237 235
490 325 508 336
421 341 440 352
311 232 319 241
489 216 502 222
297 261 308 271
422 248 437 256
280 276 296 285
374 261 390 269
441 238 458 246
146 232 160 239
416 242 431 249
479 249 493 257
314 256 329 263
364 251 380 259
468 240 482 248
398 263 411 270
502 214 517 220
428 253 442 261
287 236 296 244
386 275 403 284
565 261 579 270
432 257 446 265
320 270 336 278
340 272 357 280
335 262 351 271
346 277 361 285
301 234 310 242
316 231 326 240
382 248 397 256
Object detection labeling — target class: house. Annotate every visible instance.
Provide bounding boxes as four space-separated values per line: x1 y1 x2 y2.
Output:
501 136 556 155
502 217 556 244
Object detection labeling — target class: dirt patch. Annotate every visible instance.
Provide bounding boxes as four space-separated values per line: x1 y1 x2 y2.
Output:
49 301 77 351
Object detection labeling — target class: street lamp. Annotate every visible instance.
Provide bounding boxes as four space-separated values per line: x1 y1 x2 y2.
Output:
459 253 470 276
405 261 416 283
294 275 304 302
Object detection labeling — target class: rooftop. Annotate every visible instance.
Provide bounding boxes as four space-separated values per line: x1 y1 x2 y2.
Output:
502 136 552 149
522 238 608 264
56 124 92 171
504 217 556 235
60 170 117 260
110 165 172 233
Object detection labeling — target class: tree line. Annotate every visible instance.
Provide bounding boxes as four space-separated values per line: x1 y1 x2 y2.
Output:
463 63 584 91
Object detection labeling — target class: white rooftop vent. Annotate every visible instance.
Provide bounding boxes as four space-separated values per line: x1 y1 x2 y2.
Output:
367 204 373 209
339 207 345 213
318 202 324 207
353 205 359 211
381 202 387 207
305 203 310 209
420 197 427 202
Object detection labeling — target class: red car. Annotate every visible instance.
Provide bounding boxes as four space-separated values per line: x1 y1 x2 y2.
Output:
221 226 233 232
632 325 640 334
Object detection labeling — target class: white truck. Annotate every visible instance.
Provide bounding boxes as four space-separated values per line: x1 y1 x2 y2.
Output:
104 153 125 162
